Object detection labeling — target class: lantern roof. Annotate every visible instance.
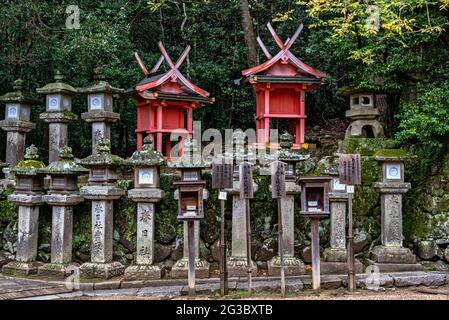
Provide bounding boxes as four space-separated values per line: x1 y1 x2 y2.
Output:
80 139 124 168
0 79 40 105
41 146 89 175
242 23 327 81
36 70 77 96
126 136 166 167
131 42 212 103
78 67 123 95
11 145 45 175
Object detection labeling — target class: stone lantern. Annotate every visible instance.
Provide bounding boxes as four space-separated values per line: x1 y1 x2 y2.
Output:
0 79 38 168
367 150 423 272
169 139 210 279
38 146 89 277
124 136 166 280
79 139 126 279
223 131 258 277
2 145 45 276
37 71 78 163
79 68 123 154
267 132 308 276
344 89 384 138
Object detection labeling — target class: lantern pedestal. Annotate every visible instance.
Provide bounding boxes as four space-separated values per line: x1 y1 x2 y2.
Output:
39 114 74 163
268 182 305 276
81 112 120 155
2 195 43 276
124 189 164 280
225 181 258 277
171 221 210 279
0 123 35 166
322 192 363 274
79 187 125 279
38 195 84 278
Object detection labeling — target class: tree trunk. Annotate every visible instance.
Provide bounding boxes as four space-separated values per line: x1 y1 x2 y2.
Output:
240 0 258 67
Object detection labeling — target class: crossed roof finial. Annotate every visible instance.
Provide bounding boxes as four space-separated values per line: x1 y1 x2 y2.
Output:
133 41 209 97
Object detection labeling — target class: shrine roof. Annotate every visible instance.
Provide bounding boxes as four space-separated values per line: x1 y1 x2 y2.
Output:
132 42 212 102
242 23 327 81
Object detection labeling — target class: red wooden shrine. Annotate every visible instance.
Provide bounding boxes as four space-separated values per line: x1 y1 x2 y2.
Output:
130 42 213 155
242 23 327 149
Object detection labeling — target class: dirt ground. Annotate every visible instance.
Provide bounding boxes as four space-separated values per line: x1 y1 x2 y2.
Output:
66 285 449 300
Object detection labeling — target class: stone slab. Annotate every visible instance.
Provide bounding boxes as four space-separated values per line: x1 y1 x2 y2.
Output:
170 259 210 279
366 259 424 273
79 262 125 279
38 263 79 279
369 246 418 264
391 272 447 287
124 265 162 281
320 260 364 275
2 261 43 277
227 257 257 277
267 256 306 276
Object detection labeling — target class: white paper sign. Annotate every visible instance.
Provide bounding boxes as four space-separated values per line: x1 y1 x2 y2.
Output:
218 191 227 201
332 178 346 191
138 168 154 185
347 185 355 194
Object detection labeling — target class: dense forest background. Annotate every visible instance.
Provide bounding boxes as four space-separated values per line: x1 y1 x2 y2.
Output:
0 0 448 161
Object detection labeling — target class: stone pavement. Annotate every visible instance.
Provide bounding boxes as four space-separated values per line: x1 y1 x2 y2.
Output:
1 271 449 300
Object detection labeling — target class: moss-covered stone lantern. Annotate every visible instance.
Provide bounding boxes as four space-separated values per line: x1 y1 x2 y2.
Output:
38 147 89 277
0 79 38 168
78 139 126 279
124 136 166 280
169 139 210 279
37 71 78 163
79 68 123 154
2 145 45 276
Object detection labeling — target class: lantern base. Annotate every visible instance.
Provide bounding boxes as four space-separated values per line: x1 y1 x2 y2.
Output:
38 263 80 279
227 257 257 277
124 264 162 281
170 258 210 279
367 246 423 272
320 260 364 275
2 261 43 277
79 261 125 279
267 255 306 276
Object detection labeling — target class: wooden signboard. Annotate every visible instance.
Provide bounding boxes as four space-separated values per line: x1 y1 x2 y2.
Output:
339 154 361 186
271 161 286 199
212 163 234 189
239 162 254 199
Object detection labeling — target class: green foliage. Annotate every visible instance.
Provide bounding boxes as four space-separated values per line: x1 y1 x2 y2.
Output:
396 82 449 147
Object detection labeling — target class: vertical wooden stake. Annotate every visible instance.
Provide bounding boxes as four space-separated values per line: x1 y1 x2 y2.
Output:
187 220 196 297
278 198 286 297
220 193 228 296
246 199 252 295
347 192 356 292
310 217 321 294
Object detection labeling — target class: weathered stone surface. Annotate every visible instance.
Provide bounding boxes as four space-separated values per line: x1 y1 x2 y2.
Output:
135 202 156 265
329 200 346 251
170 258 210 279
38 262 79 278
320 260 364 275
267 256 306 276
369 246 417 264
0 251 14 268
354 231 372 254
153 243 172 263
210 240 220 262
254 238 277 261
323 248 346 263
227 257 257 277
124 264 162 280
366 259 424 272
79 261 125 279
444 247 449 263
301 246 312 264
50 206 74 264
392 272 446 287
417 240 438 260
2 261 43 276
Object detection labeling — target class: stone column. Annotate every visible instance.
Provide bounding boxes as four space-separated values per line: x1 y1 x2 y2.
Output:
2 194 43 276
79 187 126 279
48 123 68 163
171 190 210 279
268 182 306 276
5 131 28 166
368 154 423 272
124 189 164 280
226 180 258 277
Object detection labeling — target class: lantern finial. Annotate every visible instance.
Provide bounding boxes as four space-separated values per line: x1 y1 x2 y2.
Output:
24 145 39 160
93 67 106 81
280 131 293 149
97 138 111 154
13 79 24 91
59 146 74 160
54 70 65 82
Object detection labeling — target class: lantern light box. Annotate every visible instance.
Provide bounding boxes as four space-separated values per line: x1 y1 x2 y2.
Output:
299 177 332 216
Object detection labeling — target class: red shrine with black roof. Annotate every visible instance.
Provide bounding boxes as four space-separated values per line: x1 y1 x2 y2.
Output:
130 42 213 156
242 23 327 149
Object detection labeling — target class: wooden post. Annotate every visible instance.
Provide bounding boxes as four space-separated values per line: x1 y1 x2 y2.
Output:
347 191 356 292
220 192 228 296
278 198 285 297
311 217 321 293
187 220 196 296
246 199 252 295
156 105 163 153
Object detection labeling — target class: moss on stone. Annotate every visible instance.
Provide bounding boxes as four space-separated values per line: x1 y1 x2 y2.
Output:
361 157 379 186
373 148 409 158
353 186 379 217
341 137 396 156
